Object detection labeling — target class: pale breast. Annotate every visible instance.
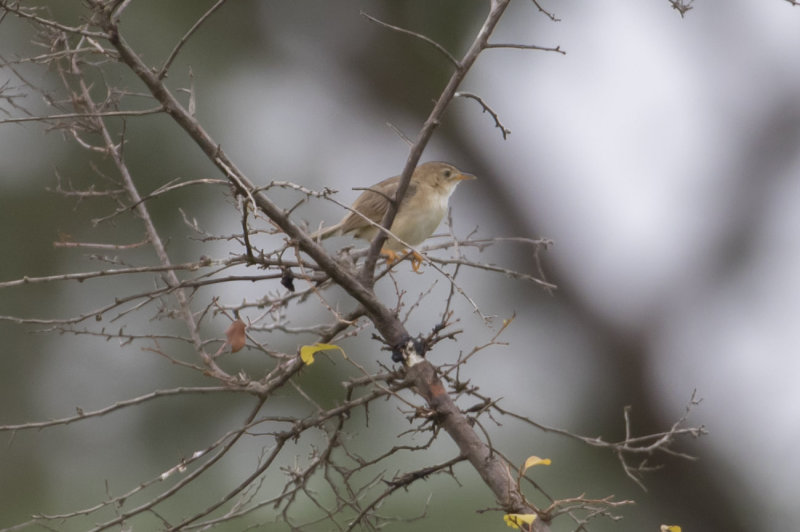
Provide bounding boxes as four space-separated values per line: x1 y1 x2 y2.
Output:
387 186 452 248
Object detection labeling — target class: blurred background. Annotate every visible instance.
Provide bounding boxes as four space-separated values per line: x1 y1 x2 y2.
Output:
2 1 799 531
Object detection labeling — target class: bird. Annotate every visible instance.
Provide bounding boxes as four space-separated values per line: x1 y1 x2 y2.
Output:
312 161 475 271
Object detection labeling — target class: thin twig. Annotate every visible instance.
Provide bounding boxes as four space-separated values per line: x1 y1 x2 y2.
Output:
0 387 234 431
361 1 512 284
0 1 108 38
530 0 561 22
485 42 565 55
158 0 228 79
0 107 164 125
455 91 511 139
360 11 460 68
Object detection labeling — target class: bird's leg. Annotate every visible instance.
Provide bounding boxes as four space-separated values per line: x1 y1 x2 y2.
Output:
380 248 400 267
409 251 424 273
381 249 425 272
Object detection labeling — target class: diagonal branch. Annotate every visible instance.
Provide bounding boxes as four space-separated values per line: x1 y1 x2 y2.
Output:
61 42 230 379
360 11 459 68
455 91 511 139
90 2 404 345
360 0 514 285
88 1 552 529
158 0 228 79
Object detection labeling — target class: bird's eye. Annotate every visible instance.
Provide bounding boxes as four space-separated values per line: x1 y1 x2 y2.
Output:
443 169 452 178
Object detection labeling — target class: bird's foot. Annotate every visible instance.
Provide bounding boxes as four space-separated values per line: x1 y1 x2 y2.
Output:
381 248 400 267
380 248 424 273
409 250 424 273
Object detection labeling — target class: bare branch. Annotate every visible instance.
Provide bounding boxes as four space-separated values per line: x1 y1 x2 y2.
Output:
0 1 108 38
668 0 695 17
485 42 566 54
0 387 234 432
0 3 706 531
158 0 228 79
360 11 460 68
361 0 513 283
455 91 511 139
0 107 164 125
530 0 561 22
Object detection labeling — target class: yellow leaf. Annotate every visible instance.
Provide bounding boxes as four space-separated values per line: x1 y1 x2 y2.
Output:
300 343 346 365
503 514 537 529
660 526 681 532
522 455 552 474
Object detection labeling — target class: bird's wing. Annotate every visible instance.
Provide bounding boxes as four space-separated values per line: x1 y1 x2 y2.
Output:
339 175 417 234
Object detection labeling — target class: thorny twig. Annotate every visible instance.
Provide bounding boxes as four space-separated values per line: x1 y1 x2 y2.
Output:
0 2 709 531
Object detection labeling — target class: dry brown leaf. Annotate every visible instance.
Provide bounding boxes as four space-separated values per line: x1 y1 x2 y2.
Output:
226 319 246 353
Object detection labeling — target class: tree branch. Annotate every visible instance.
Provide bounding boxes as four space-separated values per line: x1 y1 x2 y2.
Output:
361 0 514 284
89 1 552 527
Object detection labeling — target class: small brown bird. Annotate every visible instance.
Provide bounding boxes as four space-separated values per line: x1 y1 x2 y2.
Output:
313 161 475 271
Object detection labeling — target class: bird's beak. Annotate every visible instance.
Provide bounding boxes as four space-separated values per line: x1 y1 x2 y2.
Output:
454 172 476 181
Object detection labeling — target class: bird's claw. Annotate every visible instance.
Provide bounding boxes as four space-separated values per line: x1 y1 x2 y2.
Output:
381 248 425 273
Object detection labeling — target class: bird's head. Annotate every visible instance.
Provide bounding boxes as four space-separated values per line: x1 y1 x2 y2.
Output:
413 161 475 193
